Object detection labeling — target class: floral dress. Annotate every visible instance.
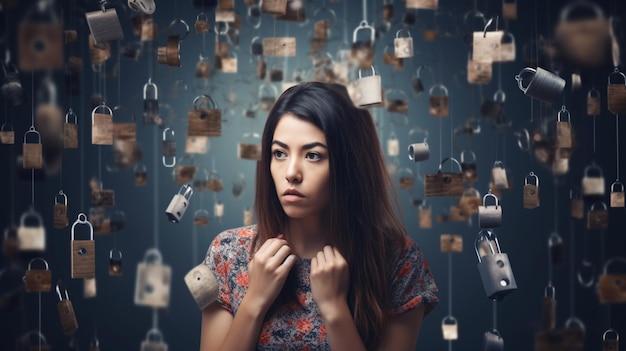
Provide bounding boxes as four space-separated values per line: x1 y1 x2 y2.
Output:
205 225 438 350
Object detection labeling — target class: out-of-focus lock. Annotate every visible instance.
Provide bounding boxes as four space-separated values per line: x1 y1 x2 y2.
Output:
460 150 477 183
484 329 504 351
64 109 78 149
259 83 278 112
158 19 189 67
18 6 63 71
491 161 509 190
535 317 585 351
608 69 626 115
387 131 399 157
85 2 125 45
83 277 97 299
603 328 619 351
549 232 565 266
598 257 626 304
56 279 78 336
238 132 262 161
394 29 413 58
570 188 584 219
408 139 429 162
440 234 462 253
166 184 194 223
19 330 52 351
53 190 69 229
207 171 224 192
24 258 52 293
18 208 46 252
587 87 601 116
350 21 375 69
3 225 19 260
428 83 449 117
71 213 95 279
478 193 502 229
194 209 210 227
22 127 43 169
109 248 123 276
261 0 287 15
195 12 210 33
353 66 382 107
128 0 156 15
542 283 556 331
523 171 540 209
441 316 458 340
2 63 24 106
475 230 517 300
0 123 15 144
188 94 222 137
162 128 176 167
587 201 609 230
141 328 169 351
610 181 625 208
458 187 481 215
184 263 219 310
556 106 572 149
135 248 172 308
424 157 464 197
91 103 113 145
143 78 161 125
89 337 101 351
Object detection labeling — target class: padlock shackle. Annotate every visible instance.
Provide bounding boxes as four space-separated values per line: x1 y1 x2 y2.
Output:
143 78 158 99
493 89 506 103
178 183 194 199
590 201 608 211
56 279 70 301
525 171 539 186
23 126 41 144
460 149 476 163
357 65 376 79
587 86 601 98
474 230 498 262
544 281 555 298
65 108 77 124
463 187 480 198
611 181 624 192
482 193 500 207
415 64 435 81
577 259 595 288
168 18 190 41
193 93 218 110
557 105 570 122
429 83 448 96
493 160 505 169
162 127 175 141
91 103 113 124
27 257 49 271
55 190 67 205
71 212 94 241
608 68 626 85
352 20 375 43
515 128 530 151
442 315 457 325
437 157 462 173
145 327 164 342
395 28 411 38
564 317 585 333
20 207 43 227
1 123 13 132
559 0 604 23
143 247 164 264
602 256 626 274
109 247 122 259
603 328 619 341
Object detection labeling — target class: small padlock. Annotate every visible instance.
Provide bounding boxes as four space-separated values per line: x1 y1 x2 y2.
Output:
549 232 565 266
70 213 96 279
243 207 254 226
135 163 148 186
418 205 432 229
165 183 194 223
461 150 477 183
0 123 15 144
484 329 504 351
587 87 601 116
556 106 572 149
542 282 556 331
582 163 605 198
56 279 78 336
134 248 172 308
89 336 101 351
91 103 113 145
1 63 24 106
353 66 382 107
22 127 43 169
610 181 625 208
109 248 123 276
428 84 449 117
63 108 79 149
85 4 125 45
214 201 225 219
570 188 584 219
602 328 619 351
350 22 375 69
157 34 182 67
193 209 210 227
53 190 69 229
194 12 210 33
19 330 52 351
196 55 211 79
408 139 429 162
162 128 176 167
184 263 219 310
587 201 609 230
387 131 399 157
441 316 458 340
598 257 626 303
478 193 502 229
458 187 482 214
17 208 46 252
424 157 465 197
448 205 469 222
491 161 509 190
24 257 52 293
2 225 19 260
440 234 463 253
141 328 169 351
394 29 413 58
523 171 540 209
475 230 517 300
207 171 224 192
498 32 516 62
143 78 161 125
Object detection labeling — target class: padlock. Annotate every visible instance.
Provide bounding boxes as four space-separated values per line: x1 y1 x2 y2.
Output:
418 205 432 229
0 123 15 144
502 0 517 20
607 68 626 115
207 171 224 192
184 263 219 310
214 201 225 219
481 90 506 121
85 3 125 45
467 58 492 84
88 206 110 235
110 210 125 232
134 163 148 186
217 52 238 73
188 95 222 138
387 131 399 157
587 201 609 230
428 84 449 117
17 208 46 252
56 279 78 335
2 225 19 260
523 171 540 209
238 133 262 160
536 317 585 351
382 3 394 21
461 150 478 183
88 34 111 64
570 188 584 219
350 21 375 69
91 185 115 208
406 0 438 9
353 66 382 107
542 282 556 330
411 65 433 96
166 183 194 223
491 161 509 190
581 163 605 198
134 248 172 308
141 328 169 351
440 234 463 253
498 32 516 62
91 103 113 145
448 205 469 222
587 87 601 116
394 29 413 58
441 316 458 340
408 139 429 162
602 328 619 351
18 330 52 351
424 157 464 197
70 213 95 279
195 12 210 33
473 23 504 63
475 230 517 300
185 135 209 154
478 193 502 229
143 78 161 125
1 63 24 106
598 257 626 303
610 181 625 208
18 19 63 71
109 248 123 276
385 88 409 114
162 128 176 168
458 187 482 214
53 190 69 229
64 108 79 149
141 17 158 42
483 329 504 351
258 83 278 112
549 232 565 266
22 127 43 169
193 209 210 227
243 207 254 226
24 257 52 293
83 277 97 298
89 336 101 351
556 106 572 149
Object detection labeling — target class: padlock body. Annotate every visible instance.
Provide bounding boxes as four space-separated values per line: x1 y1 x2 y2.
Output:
541 297 556 330
598 274 626 303
484 330 504 351
57 299 79 335
25 269 52 292
478 205 502 228
165 194 189 223
53 203 69 229
477 253 517 300
17 226 45 251
134 262 172 308
535 328 584 351
524 184 540 209
109 258 123 276
141 341 169 351
442 323 458 340
71 239 96 279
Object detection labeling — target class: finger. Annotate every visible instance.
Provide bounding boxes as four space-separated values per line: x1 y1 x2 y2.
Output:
269 245 293 267
277 254 297 272
257 238 288 259
323 245 335 260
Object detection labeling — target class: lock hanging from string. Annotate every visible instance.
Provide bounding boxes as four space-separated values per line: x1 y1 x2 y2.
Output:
70 213 95 279
56 279 78 336
24 257 52 293
475 230 518 300
165 183 193 223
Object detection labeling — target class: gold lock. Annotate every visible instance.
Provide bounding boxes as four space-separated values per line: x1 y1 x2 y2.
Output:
53 190 69 229
610 181 625 208
523 171 540 209
70 213 96 279
24 258 52 293
56 279 78 335
22 127 43 169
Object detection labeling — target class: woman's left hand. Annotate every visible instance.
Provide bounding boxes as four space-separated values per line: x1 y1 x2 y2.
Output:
310 246 350 319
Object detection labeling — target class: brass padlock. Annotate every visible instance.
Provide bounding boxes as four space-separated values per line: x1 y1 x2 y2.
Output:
603 328 619 351
523 171 540 209
598 257 626 303
196 55 211 79
608 69 626 115
610 181 625 208
418 205 432 229
184 263 219 309
0 123 15 144
56 279 78 335
85 4 125 45
428 84 449 117
587 201 609 230
440 234 463 253
91 103 113 145
448 206 469 222
141 328 169 351
22 127 43 169
24 257 52 293
491 161 509 190
394 29 413 58
64 108 78 149
556 106 572 149
109 248 123 276
91 187 115 208
143 78 161 125
441 316 458 340
194 12 210 33
53 190 69 229
17 208 46 252
542 283 556 331
70 213 96 279
193 209 210 227
570 188 584 219
157 34 182 67
134 248 172 308
587 87 601 116
478 193 502 229
424 157 464 197
475 230 517 300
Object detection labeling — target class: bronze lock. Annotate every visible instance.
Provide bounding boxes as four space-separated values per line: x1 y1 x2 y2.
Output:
141 17 158 42
18 21 63 71
587 202 609 230
64 108 79 149
440 234 463 253
542 283 556 331
428 84 449 117
523 171 540 209
418 205 432 228
610 181 625 208
70 213 95 279
424 157 464 197
109 248 123 276
53 190 69 229
196 56 211 79
24 257 52 293
458 187 481 214
207 171 224 192
535 318 584 351
157 34 182 67
91 103 113 145
587 87 601 116
56 279 78 335
608 69 626 115
448 206 469 222
602 328 619 351
467 59 492 84
194 12 210 33
556 106 572 149
22 127 43 169
570 189 584 219
598 257 626 303
502 0 517 20
175 165 197 184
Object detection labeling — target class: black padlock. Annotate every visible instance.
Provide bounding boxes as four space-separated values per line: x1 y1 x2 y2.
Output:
1 63 24 106
603 328 619 351
475 230 517 300
484 329 504 351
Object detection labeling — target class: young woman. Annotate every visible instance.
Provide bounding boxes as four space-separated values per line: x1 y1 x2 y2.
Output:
200 82 438 350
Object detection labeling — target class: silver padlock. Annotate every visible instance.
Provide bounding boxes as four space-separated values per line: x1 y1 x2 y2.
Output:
134 248 172 308
484 329 504 351
478 193 502 229
165 183 193 223
441 315 458 340
162 127 176 168
143 78 160 125
582 163 605 198
408 138 429 162
475 230 517 300
128 0 156 15
141 328 168 351
354 66 382 107
184 263 219 310
85 3 125 45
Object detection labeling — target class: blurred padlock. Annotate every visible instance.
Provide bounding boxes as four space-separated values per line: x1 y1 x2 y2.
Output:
134 248 172 308
441 316 458 340
24 258 52 293
83 277 96 299
143 78 161 125
428 84 449 117
56 279 78 335
64 109 79 149
484 329 504 351
17 208 45 252
91 103 113 145
162 128 176 167
582 163 605 198
141 328 169 351
394 29 413 58
587 87 601 116
0 123 15 144
556 106 572 149
53 190 69 229
602 328 619 351
549 232 565 266
418 204 432 229
587 202 608 230
440 234 463 253
491 161 509 190
85 4 124 45
598 257 626 303
109 248 123 276
542 282 556 330
523 171 540 209
22 127 43 169
610 181 625 208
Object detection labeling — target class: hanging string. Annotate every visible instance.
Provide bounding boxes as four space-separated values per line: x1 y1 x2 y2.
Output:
568 216 575 318
492 299 498 330
117 40 121 105
448 252 453 351
362 0 367 22
153 122 159 248
38 292 41 349
152 308 159 329
616 115 620 181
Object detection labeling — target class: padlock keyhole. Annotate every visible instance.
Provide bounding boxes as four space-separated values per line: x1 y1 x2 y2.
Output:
78 247 87 255
32 38 47 53
496 260 505 268
500 279 509 287
144 284 154 294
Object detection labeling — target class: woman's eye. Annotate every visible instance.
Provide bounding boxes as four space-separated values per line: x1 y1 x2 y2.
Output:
273 150 287 159
306 152 321 161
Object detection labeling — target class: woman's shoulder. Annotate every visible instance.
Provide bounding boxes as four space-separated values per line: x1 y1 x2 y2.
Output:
208 225 257 258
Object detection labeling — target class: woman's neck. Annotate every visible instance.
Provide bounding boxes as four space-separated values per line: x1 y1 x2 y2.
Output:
284 217 331 259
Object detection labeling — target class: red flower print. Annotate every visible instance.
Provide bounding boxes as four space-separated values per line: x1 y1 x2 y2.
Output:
398 261 411 277
259 329 270 345
297 318 313 334
236 272 249 287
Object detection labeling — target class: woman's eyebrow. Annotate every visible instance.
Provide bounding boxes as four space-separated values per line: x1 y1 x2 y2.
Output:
271 140 328 150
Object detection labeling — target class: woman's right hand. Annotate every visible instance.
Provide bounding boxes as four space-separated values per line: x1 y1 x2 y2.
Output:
245 235 296 313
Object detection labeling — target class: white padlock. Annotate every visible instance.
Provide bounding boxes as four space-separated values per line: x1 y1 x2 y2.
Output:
165 184 193 223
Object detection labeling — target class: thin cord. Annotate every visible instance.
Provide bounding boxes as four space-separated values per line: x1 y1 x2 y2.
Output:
593 116 597 156
492 299 498 330
616 115 620 180
38 292 41 349
447 252 452 315
569 217 575 317
362 0 367 22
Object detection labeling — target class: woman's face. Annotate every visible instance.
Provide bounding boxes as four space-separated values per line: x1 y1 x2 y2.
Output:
270 113 330 220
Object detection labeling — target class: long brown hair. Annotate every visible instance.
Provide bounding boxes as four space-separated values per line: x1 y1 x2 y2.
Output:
254 82 406 349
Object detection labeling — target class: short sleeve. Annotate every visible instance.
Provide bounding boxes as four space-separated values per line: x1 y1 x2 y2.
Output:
204 231 234 313
389 236 439 316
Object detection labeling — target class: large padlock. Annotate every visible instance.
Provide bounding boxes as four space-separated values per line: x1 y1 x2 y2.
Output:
472 21 504 63
424 157 464 197
141 328 169 351
535 317 584 351
491 161 509 190
478 193 502 229
134 248 172 308
166 183 194 223
475 230 517 300
143 78 161 125
610 181 625 208
91 103 113 145
428 84 449 117
162 128 176 167
394 29 413 58
587 87 601 116
603 328 619 351
17 208 46 252
22 127 43 169
483 329 504 351
587 201 608 230
56 279 78 335
353 66 382 107
441 316 458 340
440 234 463 253
109 248 123 276
582 163 605 198
542 283 556 331
24 257 52 293
607 69 626 115
549 232 565 266
0 123 15 144
523 171 540 209
85 3 124 45
460 150 477 183
18 18 63 71
64 108 79 149
70 213 95 279
556 106 572 149
184 263 219 310
598 257 626 303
